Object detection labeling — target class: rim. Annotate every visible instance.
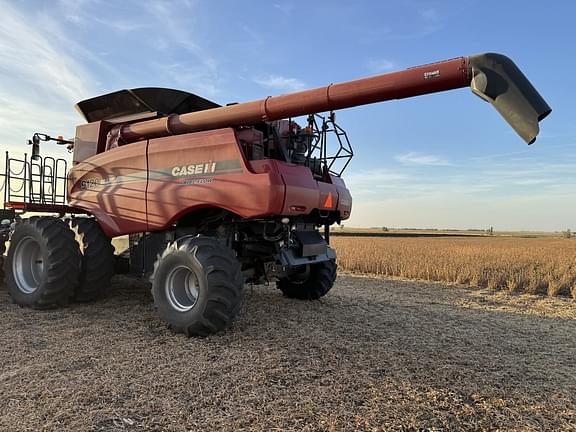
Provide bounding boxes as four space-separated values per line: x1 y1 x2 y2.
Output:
165 265 200 312
12 236 44 294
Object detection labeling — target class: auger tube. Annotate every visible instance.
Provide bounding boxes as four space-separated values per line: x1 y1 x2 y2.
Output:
109 53 550 145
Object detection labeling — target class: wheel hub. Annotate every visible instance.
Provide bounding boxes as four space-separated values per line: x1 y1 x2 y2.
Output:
165 265 199 312
12 236 44 294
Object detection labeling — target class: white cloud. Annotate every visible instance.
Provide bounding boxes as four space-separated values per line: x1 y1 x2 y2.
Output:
97 18 149 33
57 0 149 33
240 24 264 45
342 152 576 230
344 169 411 196
57 0 96 26
273 3 294 15
346 192 576 232
0 1 96 151
367 58 397 73
371 4 444 41
0 2 93 104
418 7 440 22
155 63 220 98
395 152 451 166
144 0 206 58
513 179 554 186
253 75 306 92
142 0 223 98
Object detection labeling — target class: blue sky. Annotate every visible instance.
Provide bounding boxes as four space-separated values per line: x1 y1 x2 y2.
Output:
0 0 573 230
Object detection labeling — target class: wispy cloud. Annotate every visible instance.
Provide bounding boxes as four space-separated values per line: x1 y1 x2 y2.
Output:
144 0 203 55
343 151 576 230
0 1 96 150
364 4 444 42
254 75 306 92
97 18 149 33
155 62 220 97
240 24 264 45
273 3 294 15
349 151 576 198
141 0 223 97
396 152 451 166
367 58 398 73
418 7 440 22
57 0 96 26
513 179 554 186
57 0 149 33
0 1 94 104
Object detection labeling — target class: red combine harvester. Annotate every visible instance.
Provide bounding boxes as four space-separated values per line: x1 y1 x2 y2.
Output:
0 53 550 336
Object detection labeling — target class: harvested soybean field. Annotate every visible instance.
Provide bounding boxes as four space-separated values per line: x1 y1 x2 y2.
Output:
1 274 575 431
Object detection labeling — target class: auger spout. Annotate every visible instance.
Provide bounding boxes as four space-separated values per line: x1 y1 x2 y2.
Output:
469 53 551 144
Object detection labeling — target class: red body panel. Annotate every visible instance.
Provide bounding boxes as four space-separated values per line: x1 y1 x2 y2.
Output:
331 176 352 220
278 166 352 217
68 142 148 236
68 128 352 237
146 129 285 231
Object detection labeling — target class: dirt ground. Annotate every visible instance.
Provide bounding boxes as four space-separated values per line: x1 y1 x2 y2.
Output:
0 274 575 431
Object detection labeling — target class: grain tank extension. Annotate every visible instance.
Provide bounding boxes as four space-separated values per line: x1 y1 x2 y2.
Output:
1 53 550 336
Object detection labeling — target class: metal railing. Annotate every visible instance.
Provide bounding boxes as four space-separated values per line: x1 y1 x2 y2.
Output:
304 113 354 177
1 151 68 208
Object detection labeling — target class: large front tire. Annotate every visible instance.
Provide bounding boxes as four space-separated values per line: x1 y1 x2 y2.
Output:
72 218 115 302
278 259 337 300
151 236 244 336
4 217 81 308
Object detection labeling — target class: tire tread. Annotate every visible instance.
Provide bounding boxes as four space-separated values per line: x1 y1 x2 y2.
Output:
71 218 115 302
4 217 81 308
151 236 244 336
278 259 337 300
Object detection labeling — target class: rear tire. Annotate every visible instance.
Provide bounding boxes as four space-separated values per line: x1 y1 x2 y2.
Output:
0 256 4 284
278 259 337 300
151 236 244 336
4 217 81 308
72 218 116 302
0 232 7 281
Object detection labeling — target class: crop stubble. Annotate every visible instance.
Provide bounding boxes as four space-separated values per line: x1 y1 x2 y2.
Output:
0 273 575 431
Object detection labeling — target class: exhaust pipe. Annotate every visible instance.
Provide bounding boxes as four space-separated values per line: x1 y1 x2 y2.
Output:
469 53 551 144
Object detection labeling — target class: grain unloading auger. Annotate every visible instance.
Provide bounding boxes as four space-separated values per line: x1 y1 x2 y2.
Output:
1 53 550 336
98 53 550 145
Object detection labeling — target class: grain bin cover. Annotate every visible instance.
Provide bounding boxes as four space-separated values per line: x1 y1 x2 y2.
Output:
75 88 221 123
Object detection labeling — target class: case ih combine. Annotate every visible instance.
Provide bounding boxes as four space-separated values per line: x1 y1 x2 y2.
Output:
0 53 550 336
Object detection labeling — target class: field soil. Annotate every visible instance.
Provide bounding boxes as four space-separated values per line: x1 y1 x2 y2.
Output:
0 274 575 431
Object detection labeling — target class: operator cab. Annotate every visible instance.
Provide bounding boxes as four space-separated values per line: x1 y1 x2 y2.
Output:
249 113 353 180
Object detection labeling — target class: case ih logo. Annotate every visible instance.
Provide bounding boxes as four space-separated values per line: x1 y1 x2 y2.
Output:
169 160 243 178
171 162 217 177
78 160 243 191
